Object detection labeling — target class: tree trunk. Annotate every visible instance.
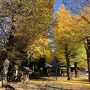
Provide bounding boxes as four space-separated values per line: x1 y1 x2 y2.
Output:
64 44 70 80
86 38 90 83
7 14 15 49
74 62 78 78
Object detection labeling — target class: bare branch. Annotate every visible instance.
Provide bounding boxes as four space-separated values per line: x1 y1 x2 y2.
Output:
70 8 90 24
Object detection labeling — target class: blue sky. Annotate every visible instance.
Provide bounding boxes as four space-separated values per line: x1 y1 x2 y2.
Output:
54 0 89 12
54 0 63 11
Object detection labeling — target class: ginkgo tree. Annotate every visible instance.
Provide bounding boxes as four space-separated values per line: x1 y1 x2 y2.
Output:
27 35 52 62
61 0 90 82
0 0 54 84
73 4 90 82
0 0 54 64
53 5 78 80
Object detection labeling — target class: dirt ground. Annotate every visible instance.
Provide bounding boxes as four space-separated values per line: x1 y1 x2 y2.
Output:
0 76 90 90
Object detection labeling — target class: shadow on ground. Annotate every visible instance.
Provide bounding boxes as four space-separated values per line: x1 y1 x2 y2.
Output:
9 81 90 90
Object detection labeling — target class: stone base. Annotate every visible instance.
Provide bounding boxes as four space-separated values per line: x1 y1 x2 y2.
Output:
0 81 2 87
1 80 8 87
